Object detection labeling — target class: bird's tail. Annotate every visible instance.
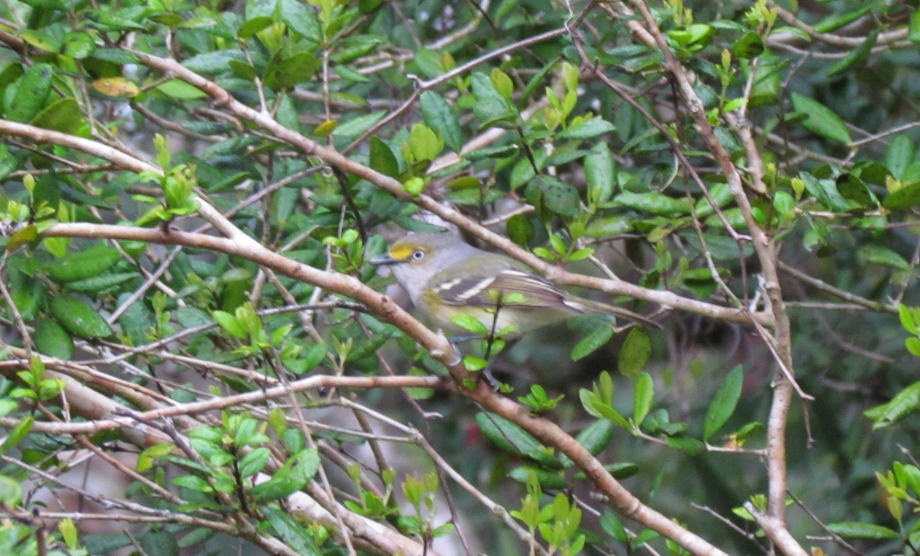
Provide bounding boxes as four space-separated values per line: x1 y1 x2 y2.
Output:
563 297 661 329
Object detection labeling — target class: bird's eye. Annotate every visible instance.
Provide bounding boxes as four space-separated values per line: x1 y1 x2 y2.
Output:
411 249 426 261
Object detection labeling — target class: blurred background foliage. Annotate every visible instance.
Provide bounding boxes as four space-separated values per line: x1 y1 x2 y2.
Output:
1 0 920 554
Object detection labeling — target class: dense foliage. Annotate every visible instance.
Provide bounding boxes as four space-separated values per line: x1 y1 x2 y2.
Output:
1 0 920 555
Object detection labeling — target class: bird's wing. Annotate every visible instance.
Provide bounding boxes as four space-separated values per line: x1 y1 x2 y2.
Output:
431 268 576 310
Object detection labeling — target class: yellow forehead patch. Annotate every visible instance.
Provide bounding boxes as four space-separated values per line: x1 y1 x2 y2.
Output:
389 245 418 261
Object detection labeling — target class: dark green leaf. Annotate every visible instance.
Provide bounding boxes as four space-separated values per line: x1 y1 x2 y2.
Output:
790 93 851 144
885 135 915 181
633 372 654 427
615 191 692 216
665 436 705 456
61 32 96 59
420 91 463 153
7 63 53 123
331 111 386 138
140 530 180 556
280 0 322 42
884 181 920 210
826 522 899 540
182 50 245 73
506 213 535 246
526 175 581 218
827 30 877 76
34 319 74 360
571 326 614 361
814 5 872 33
476 412 564 469
238 16 273 39
910 11 920 44
704 365 744 440
508 466 568 490
559 118 615 139
732 31 764 59
585 142 615 205
369 137 399 177
858 245 910 271
50 295 114 339
864 381 920 428
471 72 512 122
262 505 322 556
47 247 122 282
0 416 33 456
618 327 650 378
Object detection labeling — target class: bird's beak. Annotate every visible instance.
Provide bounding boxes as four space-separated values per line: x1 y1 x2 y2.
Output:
369 253 398 266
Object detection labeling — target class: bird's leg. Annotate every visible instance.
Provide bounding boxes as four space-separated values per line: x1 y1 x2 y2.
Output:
481 338 519 390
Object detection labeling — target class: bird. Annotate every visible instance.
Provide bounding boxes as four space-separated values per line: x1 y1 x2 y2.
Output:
369 231 657 339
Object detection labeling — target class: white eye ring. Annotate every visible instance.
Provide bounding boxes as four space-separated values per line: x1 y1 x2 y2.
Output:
411 249 426 261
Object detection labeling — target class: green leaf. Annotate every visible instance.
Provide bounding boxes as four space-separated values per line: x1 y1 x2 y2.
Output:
262 505 322 556
17 0 66 10
0 416 33 456
633 372 654 427
490 68 513 100
508 466 568 490
213 310 246 339
7 63 53 123
451 314 489 335
827 30 877 77
526 175 581 218
471 72 513 122
331 111 386 138
571 326 614 361
618 328 650 378
864 381 920 428
577 419 615 457
369 137 399 177
182 50 245 74
31 98 85 135
239 447 271 478
156 80 207 99
408 123 442 161
857 245 910 271
250 449 320 501
139 530 180 556
900 304 920 335
799 172 849 213
420 91 463 153
34 320 74 360
510 157 536 190
615 191 692 216
910 11 920 44
704 365 744 440
61 32 96 59
885 135 915 181
47 247 122 282
747 53 783 107
266 52 320 89
237 16 273 39
732 31 764 59
814 5 872 33
476 412 564 469
585 142 615 205
826 522 899 540
790 93 851 144
506 213 535 246
280 0 322 42
50 295 114 339
0 475 23 506
558 118 616 139
883 181 920 210
665 436 705 456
